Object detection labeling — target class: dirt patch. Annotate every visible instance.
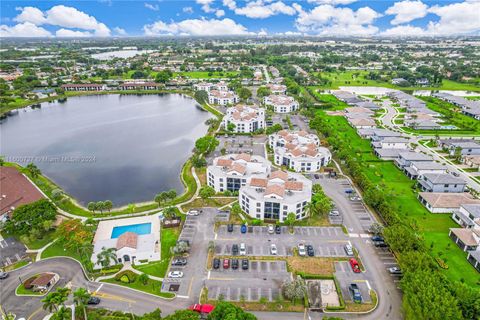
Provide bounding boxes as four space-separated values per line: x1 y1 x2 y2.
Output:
287 257 341 275
195 167 207 186
181 197 235 211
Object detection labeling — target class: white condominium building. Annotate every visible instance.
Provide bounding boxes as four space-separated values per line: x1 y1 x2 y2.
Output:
208 90 239 106
223 104 266 133
266 83 287 94
207 154 271 193
239 170 312 222
269 130 331 172
264 94 299 113
193 81 229 92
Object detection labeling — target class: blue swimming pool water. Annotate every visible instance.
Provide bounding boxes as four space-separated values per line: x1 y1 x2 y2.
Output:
111 223 152 238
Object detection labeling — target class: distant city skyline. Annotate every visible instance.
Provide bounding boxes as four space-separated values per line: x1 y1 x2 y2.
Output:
0 0 479 38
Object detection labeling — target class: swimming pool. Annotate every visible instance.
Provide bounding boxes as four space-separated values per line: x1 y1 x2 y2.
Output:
111 223 152 239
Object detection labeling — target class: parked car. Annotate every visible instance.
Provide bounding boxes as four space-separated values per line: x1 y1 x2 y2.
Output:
344 188 354 194
298 243 306 256
306 245 314 257
0 272 9 280
374 240 388 248
314 174 320 179
371 235 384 242
275 225 281 234
223 259 230 269
187 210 199 216
388 267 402 275
213 258 220 269
349 283 362 303
87 297 101 305
232 259 239 270
239 243 246 255
172 258 187 266
168 271 184 278
227 224 234 232
344 244 354 256
267 224 275 234
189 304 215 315
232 244 239 255
329 210 340 216
350 196 361 201
349 258 361 273
270 244 278 255
242 259 249 270
452 171 460 177
241 224 247 234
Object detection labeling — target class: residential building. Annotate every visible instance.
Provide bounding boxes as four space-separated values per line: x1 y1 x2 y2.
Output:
264 95 299 113
61 84 107 91
266 83 287 94
444 141 480 156
449 227 479 252
223 105 265 133
395 151 433 169
207 154 271 193
452 204 480 228
347 118 376 129
466 250 480 272
418 192 480 213
417 173 467 193
372 137 410 149
332 91 363 104
345 107 374 115
269 130 331 172
118 82 162 90
31 273 60 292
404 161 448 179
208 90 239 106
239 170 312 222
463 155 480 170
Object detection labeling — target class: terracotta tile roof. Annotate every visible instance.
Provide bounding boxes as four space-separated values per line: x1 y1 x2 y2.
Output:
116 232 138 250
270 171 288 181
217 159 233 167
278 130 289 137
297 130 308 137
285 181 303 191
250 178 268 188
285 143 297 150
265 184 285 197
236 153 252 162
0 167 45 215
228 163 246 175
31 273 56 287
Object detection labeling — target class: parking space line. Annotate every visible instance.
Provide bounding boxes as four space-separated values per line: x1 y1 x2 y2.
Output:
94 283 103 294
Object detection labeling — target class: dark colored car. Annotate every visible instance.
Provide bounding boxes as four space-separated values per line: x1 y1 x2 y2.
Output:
374 240 388 248
88 297 101 305
314 174 320 179
349 284 362 303
0 272 9 280
227 224 234 232
232 259 239 270
306 245 315 257
172 258 187 266
223 259 230 269
232 244 239 255
371 235 384 242
240 224 247 234
242 259 249 270
213 258 220 269
275 225 281 234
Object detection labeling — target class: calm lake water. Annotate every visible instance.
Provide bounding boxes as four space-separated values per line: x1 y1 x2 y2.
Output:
1 94 210 206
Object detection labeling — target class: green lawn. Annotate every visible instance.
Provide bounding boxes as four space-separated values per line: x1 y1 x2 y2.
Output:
41 240 83 261
134 227 180 278
16 283 43 296
316 111 480 287
308 91 350 110
102 276 175 298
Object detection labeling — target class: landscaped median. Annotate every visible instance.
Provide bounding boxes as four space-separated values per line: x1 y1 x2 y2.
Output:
100 270 175 299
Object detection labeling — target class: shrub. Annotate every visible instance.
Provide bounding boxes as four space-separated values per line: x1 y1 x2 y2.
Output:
23 276 36 289
114 270 137 283
120 275 130 283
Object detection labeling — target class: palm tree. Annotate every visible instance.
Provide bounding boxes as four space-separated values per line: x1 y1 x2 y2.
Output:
96 247 117 268
73 288 91 320
42 292 61 312
26 163 41 178
53 306 71 320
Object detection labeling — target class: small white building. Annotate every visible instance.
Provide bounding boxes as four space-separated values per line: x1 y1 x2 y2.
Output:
208 90 239 106
193 81 229 92
266 83 287 94
239 170 312 222
207 154 271 193
269 130 331 172
223 104 265 133
92 215 161 267
264 95 299 113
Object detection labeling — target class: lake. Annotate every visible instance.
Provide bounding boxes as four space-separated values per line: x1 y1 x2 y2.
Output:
1 94 211 207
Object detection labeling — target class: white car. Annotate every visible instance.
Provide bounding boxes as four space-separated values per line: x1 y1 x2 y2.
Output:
298 243 306 256
267 224 275 234
329 210 340 216
168 271 184 278
239 243 246 255
187 210 199 216
270 244 277 255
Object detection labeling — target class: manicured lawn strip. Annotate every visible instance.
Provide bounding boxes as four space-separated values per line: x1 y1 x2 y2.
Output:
41 240 83 261
16 283 42 296
181 197 236 211
2 259 29 272
307 91 350 110
102 277 175 298
170 160 197 205
315 111 480 287
134 227 180 278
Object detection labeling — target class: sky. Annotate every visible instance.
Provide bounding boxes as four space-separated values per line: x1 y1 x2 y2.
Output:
0 0 479 38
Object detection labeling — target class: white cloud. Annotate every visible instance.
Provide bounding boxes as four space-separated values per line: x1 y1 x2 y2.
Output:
183 7 194 14
144 3 159 11
46 5 111 36
144 18 253 36
223 0 237 10
307 0 357 5
427 0 480 35
296 4 380 35
114 27 127 36
380 25 426 37
56 28 93 37
258 28 268 36
215 9 225 17
234 1 298 19
14 7 47 25
197 0 216 13
0 22 52 37
385 0 428 25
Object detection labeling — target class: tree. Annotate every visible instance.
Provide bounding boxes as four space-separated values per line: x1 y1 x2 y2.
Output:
173 241 189 254
237 87 252 101
285 212 296 232
5 199 56 236
192 154 207 168
138 273 149 285
256 86 271 98
87 202 97 213
207 301 257 320
282 276 306 303
26 162 41 178
194 90 209 104
42 287 69 312
163 206 177 218
56 219 93 255
0 156 5 166
155 70 172 83
167 189 177 200
104 200 113 212
265 123 282 134
199 186 215 200
195 136 219 155
51 307 70 320
96 247 117 268
96 201 105 213
73 288 91 320
454 146 462 162
162 310 198 320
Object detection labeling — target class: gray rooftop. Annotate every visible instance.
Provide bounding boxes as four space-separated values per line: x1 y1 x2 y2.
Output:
410 161 447 170
398 151 433 161
421 173 466 185
461 204 480 219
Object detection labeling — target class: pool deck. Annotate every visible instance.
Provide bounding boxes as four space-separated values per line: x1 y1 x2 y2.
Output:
93 214 161 243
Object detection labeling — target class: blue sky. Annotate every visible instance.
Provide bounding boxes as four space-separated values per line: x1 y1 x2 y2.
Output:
1 0 479 37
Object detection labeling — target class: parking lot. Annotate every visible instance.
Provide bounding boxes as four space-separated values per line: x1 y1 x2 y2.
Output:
372 244 402 288
0 237 27 268
215 225 349 258
209 135 266 161
334 261 372 303
206 260 290 301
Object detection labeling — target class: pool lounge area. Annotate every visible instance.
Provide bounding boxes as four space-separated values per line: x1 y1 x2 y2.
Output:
111 222 152 239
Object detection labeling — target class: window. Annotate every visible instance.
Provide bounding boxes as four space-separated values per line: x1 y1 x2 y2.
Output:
264 202 280 220
227 177 242 191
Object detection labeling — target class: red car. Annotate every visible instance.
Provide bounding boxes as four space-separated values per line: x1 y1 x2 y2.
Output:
349 258 361 273
188 304 215 314
223 259 230 269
